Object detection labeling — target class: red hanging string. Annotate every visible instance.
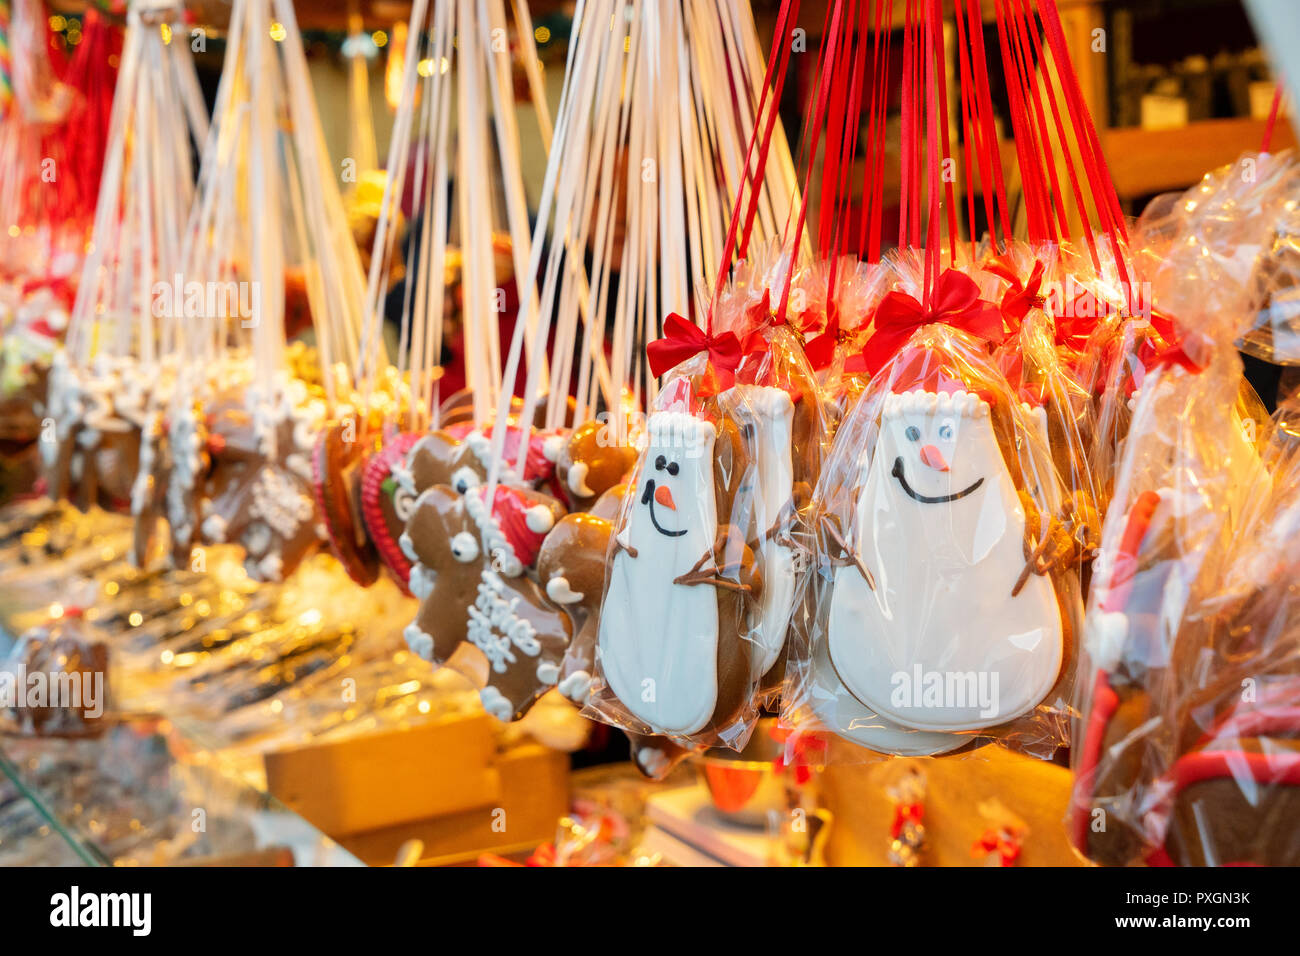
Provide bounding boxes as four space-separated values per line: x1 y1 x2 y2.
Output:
776 0 847 322
993 0 1049 243
707 0 800 329
1262 81 1285 153
965 0 1012 243
1012 0 1099 264
1037 0 1131 251
926 0 958 265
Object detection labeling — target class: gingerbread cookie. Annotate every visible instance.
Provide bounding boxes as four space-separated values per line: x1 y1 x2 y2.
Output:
199 382 326 582
2 615 109 737
596 409 762 738
536 498 692 779
555 419 638 509
362 431 422 590
313 417 380 586
402 482 572 721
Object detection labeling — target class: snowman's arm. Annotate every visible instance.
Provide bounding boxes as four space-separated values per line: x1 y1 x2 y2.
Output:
673 529 761 597
818 512 876 591
1013 491 1076 595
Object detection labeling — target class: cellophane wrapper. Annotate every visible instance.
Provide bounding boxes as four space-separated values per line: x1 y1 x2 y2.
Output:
1068 156 1282 866
1145 150 1300 368
785 318 1085 762
579 353 772 752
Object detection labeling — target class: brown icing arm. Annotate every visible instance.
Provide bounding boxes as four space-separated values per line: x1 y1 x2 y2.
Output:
819 512 875 591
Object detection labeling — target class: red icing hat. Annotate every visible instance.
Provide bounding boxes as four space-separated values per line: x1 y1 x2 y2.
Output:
470 426 561 483
483 485 554 568
887 346 999 406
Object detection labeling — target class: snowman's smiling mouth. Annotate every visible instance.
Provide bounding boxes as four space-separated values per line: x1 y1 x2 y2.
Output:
641 480 688 536
891 457 984 504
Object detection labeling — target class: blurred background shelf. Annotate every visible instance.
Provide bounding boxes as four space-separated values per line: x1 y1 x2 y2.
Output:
1104 115 1296 200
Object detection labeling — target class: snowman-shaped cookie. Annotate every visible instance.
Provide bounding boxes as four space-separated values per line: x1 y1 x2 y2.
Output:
827 386 1065 732
597 410 760 738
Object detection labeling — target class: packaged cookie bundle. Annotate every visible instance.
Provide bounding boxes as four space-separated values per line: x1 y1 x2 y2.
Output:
711 258 833 695
786 261 1087 759
1068 149 1286 866
573 353 768 751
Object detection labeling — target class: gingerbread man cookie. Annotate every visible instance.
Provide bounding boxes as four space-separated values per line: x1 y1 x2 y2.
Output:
199 382 326 582
402 482 573 722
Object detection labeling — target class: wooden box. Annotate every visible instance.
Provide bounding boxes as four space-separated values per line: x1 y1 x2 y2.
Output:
263 714 569 866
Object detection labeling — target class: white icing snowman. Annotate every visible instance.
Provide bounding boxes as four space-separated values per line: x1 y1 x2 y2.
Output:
599 411 720 736
728 384 797 680
827 388 1063 732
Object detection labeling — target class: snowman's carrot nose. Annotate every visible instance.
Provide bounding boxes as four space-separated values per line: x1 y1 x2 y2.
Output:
654 484 677 510
919 444 949 472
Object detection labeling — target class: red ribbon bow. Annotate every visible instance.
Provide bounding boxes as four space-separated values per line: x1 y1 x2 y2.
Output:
987 258 1047 327
861 270 1005 375
647 313 743 388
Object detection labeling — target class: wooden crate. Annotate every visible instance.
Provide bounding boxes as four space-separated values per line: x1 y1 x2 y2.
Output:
264 713 501 837
334 744 570 867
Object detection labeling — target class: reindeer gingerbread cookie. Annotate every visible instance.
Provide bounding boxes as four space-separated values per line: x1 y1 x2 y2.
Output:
401 482 572 721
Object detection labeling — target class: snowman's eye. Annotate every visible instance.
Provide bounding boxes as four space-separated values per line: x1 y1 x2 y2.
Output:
939 422 954 441
449 531 479 563
905 426 921 442
667 461 679 476
451 466 481 494
655 454 667 471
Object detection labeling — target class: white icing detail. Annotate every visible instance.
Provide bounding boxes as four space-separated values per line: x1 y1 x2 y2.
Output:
399 531 418 563
393 486 416 522
536 661 560 685
409 563 438 600
202 513 228 542
248 467 313 539
806 624 965 755
599 411 720 735
467 569 542 673
546 575 584 604
463 487 523 576
464 430 522 485
1086 610 1129 674
256 552 283 581
525 504 554 534
542 434 564 462
826 389 1062 732
451 465 481 494
637 746 670 777
391 460 417 496
567 460 596 498
404 624 435 661
450 531 480 563
479 685 514 721
244 522 272 557
558 670 592 703
729 384 797 679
